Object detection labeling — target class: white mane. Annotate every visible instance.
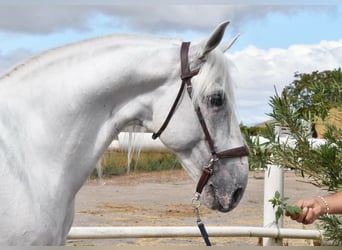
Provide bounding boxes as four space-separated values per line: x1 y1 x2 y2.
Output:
0 34 181 83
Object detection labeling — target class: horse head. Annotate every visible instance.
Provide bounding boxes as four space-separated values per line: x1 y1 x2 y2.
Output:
152 21 249 213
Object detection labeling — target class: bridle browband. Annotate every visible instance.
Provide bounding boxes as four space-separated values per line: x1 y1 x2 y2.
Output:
152 42 249 196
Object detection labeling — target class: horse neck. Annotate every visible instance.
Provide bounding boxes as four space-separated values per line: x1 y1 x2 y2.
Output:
1 36 181 196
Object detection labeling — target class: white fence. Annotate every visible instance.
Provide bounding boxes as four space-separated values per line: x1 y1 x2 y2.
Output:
70 132 325 246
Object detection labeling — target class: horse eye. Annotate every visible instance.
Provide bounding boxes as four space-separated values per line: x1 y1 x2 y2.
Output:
208 92 225 107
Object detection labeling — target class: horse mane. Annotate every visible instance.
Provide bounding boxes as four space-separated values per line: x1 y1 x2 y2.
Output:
191 49 235 108
0 34 180 82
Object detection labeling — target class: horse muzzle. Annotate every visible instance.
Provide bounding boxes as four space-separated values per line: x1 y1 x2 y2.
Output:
202 183 246 212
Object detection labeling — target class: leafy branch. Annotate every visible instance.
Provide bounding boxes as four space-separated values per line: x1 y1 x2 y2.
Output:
269 191 302 224
318 215 342 245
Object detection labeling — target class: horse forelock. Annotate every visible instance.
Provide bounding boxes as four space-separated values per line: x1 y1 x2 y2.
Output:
191 49 235 108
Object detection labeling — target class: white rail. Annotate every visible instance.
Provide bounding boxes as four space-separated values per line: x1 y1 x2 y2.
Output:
68 226 321 240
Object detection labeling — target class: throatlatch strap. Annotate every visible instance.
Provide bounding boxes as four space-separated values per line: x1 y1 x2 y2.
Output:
152 42 199 140
151 81 186 140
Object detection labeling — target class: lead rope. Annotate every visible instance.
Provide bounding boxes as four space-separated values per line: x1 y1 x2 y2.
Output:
192 193 212 246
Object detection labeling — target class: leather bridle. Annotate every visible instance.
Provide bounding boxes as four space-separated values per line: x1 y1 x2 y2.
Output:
152 42 249 197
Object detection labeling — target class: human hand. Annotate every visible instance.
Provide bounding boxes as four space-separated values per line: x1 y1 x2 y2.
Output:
285 197 326 224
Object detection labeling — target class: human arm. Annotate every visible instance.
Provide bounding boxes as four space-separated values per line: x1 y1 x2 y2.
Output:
286 191 342 224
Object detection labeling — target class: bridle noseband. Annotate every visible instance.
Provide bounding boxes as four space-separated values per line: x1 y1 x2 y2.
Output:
152 42 249 196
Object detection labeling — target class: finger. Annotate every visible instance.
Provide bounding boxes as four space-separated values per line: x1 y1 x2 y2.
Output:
296 200 305 208
290 207 303 220
290 212 299 220
303 208 315 224
295 207 308 223
288 200 305 219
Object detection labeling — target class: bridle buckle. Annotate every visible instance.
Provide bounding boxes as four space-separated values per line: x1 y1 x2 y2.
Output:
207 155 218 168
192 192 201 209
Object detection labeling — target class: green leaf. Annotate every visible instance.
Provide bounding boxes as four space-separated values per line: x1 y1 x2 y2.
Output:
275 207 283 224
275 191 281 199
281 197 290 203
284 205 302 215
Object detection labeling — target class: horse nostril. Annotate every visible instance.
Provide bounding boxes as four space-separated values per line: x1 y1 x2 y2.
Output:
232 187 244 204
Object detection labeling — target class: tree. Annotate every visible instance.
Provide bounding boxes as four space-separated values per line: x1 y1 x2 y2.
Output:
284 68 342 120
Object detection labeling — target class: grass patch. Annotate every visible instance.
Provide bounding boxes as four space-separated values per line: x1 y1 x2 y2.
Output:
91 150 182 178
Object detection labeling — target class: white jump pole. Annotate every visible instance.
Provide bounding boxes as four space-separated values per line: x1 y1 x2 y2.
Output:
68 226 320 240
263 164 284 246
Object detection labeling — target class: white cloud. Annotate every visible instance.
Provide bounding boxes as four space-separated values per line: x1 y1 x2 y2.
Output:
0 4 333 34
0 5 99 34
227 39 342 125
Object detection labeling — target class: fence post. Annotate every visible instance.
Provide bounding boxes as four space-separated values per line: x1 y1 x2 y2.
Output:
263 164 284 246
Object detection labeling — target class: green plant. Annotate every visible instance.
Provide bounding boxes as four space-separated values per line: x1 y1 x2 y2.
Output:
240 123 274 170
269 191 303 224
318 215 342 246
266 89 342 191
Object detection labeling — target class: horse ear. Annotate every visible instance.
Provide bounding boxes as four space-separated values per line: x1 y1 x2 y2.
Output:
199 21 230 59
220 34 240 53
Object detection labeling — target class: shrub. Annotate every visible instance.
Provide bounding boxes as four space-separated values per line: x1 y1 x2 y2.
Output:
90 151 182 178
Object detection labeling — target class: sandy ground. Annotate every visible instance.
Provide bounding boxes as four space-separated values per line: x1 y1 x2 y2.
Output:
68 169 325 247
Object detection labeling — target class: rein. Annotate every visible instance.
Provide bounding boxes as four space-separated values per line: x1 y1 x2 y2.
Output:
152 42 249 246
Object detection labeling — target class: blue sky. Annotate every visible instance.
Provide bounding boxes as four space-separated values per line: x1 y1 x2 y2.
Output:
1 1 342 125
235 6 342 51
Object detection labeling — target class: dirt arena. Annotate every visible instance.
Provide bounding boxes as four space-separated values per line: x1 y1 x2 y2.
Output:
68 169 325 247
